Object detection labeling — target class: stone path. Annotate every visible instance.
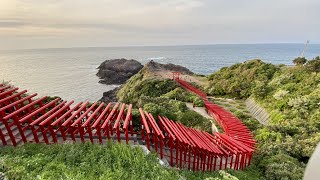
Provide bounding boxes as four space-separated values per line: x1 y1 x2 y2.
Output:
185 103 219 132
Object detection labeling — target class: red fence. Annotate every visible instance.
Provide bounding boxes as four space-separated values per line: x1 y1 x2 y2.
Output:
0 82 254 171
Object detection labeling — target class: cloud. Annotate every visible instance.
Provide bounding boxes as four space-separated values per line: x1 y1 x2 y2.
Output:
0 0 319 49
0 19 27 27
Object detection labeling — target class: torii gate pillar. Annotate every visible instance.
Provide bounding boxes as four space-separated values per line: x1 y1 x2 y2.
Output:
172 72 181 80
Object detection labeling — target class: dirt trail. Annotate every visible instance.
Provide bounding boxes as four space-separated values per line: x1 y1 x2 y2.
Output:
151 70 207 86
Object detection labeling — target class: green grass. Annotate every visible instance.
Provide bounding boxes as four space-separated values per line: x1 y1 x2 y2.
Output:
0 143 262 180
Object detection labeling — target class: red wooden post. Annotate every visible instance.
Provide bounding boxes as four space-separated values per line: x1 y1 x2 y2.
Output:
170 138 174 166
196 152 200 171
187 148 191 170
248 153 252 166
184 145 187 168
13 116 27 143
0 129 6 145
96 127 103 144
230 153 234 169
125 128 129 144
40 126 49 144
154 134 158 152
179 144 183 168
202 154 206 171
213 155 217 171
192 151 196 171
87 126 94 143
79 127 85 143
2 119 17 145
49 126 57 143
219 155 223 170
175 141 179 167
159 136 163 159
209 155 213 171
146 133 150 150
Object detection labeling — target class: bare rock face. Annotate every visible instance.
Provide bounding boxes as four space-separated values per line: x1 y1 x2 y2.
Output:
145 60 194 75
99 87 120 102
97 58 143 85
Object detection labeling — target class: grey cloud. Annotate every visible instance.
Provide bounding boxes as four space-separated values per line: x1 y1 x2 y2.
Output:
0 19 27 28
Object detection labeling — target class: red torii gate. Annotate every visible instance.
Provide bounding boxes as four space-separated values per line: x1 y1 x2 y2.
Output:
0 82 255 172
172 72 181 80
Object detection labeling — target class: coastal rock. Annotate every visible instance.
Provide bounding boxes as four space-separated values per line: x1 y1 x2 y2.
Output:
145 60 194 75
97 58 143 85
99 87 120 102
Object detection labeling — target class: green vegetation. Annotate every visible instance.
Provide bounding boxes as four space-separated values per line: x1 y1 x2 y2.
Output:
206 58 320 179
305 56 320 72
117 68 178 104
206 60 279 98
117 69 208 132
292 57 307 65
5 57 320 179
0 143 178 179
0 143 261 180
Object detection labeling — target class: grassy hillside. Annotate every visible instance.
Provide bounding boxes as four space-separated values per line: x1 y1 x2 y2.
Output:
0 143 261 180
117 67 210 132
206 58 320 179
206 59 279 98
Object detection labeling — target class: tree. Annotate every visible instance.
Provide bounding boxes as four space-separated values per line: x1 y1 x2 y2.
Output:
305 59 320 72
293 57 307 66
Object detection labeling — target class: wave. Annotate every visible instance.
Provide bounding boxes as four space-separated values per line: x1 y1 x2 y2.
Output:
146 57 166 60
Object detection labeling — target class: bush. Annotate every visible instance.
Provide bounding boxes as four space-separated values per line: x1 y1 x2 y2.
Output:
293 57 307 65
206 59 279 98
117 77 179 104
259 153 304 180
192 96 204 107
305 59 320 72
177 110 212 132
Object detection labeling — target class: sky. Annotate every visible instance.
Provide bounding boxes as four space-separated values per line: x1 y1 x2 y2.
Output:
0 0 319 50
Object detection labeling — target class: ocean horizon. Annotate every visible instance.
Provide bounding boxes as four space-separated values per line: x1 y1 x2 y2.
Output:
1 43 320 102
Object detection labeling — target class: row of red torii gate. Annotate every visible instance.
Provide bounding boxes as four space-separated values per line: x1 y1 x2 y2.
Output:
0 77 255 172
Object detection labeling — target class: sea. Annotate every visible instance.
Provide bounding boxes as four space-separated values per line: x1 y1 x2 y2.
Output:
1 44 319 102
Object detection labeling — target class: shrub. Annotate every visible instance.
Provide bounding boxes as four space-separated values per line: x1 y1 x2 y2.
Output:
117 77 179 104
273 90 289 100
305 59 320 72
206 59 279 98
293 57 307 65
192 96 204 107
259 153 304 180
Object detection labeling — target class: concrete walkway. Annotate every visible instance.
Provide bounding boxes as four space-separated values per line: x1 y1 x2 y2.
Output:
185 103 219 132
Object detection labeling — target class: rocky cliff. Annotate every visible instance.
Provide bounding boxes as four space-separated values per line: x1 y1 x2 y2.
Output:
97 58 143 85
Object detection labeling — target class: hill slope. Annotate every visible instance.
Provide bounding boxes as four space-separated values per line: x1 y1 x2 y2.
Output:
205 59 320 179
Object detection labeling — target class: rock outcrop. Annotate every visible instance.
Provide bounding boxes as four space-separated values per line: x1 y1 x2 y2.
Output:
145 60 194 75
97 58 143 85
99 87 120 102
98 60 194 102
